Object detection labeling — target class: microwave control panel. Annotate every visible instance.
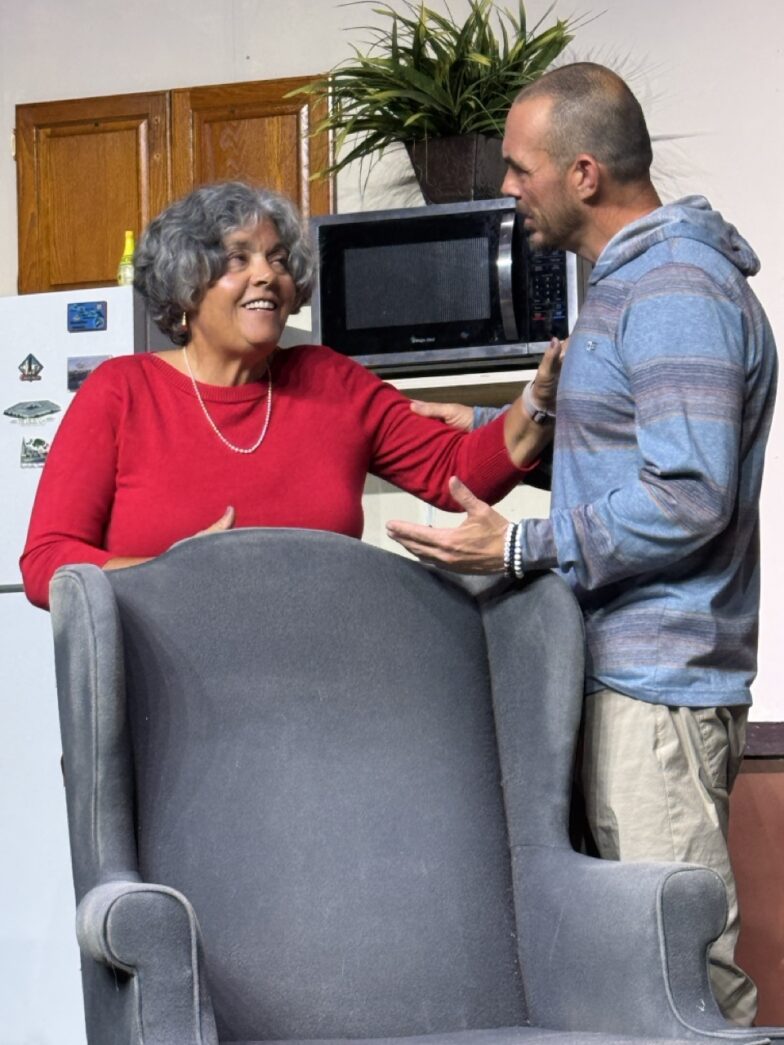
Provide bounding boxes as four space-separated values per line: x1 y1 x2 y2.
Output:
527 249 569 342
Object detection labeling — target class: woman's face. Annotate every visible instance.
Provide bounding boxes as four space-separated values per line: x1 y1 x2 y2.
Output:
189 218 298 358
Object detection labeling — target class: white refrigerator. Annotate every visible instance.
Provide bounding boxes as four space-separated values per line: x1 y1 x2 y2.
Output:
0 285 166 1045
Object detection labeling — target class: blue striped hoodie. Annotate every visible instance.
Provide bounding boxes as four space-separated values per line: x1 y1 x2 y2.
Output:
507 197 777 705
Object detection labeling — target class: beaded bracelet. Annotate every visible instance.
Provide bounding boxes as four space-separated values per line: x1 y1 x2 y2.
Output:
511 522 525 580
503 521 517 576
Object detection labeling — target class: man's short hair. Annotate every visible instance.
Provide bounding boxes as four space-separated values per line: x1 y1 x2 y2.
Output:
516 63 653 183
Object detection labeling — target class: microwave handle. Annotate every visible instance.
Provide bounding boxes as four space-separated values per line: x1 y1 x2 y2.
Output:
497 211 519 342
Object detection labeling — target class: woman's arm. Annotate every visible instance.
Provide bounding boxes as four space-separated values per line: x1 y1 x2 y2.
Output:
408 337 564 460
351 340 561 513
21 367 123 608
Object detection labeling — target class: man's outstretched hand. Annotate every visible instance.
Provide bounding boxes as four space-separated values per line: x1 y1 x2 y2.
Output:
386 476 509 574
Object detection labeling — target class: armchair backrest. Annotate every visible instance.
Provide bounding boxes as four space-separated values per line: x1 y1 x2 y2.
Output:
51 530 585 1044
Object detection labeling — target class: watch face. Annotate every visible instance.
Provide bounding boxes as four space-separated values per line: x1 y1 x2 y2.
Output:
533 409 553 425
522 380 555 424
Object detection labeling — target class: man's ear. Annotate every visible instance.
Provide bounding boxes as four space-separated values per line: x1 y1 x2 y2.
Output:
570 154 600 201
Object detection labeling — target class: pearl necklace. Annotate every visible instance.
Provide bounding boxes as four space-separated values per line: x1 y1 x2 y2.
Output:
182 347 272 455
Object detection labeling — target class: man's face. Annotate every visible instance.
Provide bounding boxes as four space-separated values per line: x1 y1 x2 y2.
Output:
501 96 582 252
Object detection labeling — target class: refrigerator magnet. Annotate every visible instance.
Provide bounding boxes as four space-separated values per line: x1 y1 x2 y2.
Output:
67 355 111 392
67 301 107 333
20 436 50 468
3 400 61 423
18 354 43 381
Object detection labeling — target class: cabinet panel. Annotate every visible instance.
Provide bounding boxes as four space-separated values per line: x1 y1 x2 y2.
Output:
16 92 170 293
171 77 332 218
730 759 784 1024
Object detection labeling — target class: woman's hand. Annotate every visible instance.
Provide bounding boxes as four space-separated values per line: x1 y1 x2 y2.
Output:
103 507 236 572
196 505 236 536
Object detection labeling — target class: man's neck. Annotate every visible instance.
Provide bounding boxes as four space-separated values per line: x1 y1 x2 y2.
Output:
578 182 662 264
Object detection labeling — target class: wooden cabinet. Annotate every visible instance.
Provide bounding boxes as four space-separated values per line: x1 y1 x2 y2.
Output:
16 92 171 293
171 77 330 220
16 76 332 294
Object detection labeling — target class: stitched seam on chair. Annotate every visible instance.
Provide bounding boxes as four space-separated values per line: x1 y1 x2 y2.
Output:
187 893 206 1045
479 612 532 1026
57 572 103 873
101 891 135 975
655 869 682 1026
85 582 102 872
133 969 145 1045
82 890 116 969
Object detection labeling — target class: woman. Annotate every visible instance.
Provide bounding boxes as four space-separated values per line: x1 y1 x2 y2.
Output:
21 182 560 609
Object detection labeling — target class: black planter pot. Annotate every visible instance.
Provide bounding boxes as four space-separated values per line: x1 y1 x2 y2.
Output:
406 134 506 204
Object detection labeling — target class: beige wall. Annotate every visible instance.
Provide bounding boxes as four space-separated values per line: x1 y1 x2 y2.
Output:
0 0 781 718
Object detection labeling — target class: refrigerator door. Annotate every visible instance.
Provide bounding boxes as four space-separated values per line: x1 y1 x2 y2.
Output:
0 286 148 587
0 592 86 1044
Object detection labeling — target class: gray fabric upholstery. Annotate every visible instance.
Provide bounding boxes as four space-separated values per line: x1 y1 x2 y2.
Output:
49 530 782 1045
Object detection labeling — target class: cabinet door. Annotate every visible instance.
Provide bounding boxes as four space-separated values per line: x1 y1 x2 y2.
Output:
171 76 332 218
16 93 171 293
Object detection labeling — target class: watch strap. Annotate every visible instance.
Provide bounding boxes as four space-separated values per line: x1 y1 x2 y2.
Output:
522 380 556 424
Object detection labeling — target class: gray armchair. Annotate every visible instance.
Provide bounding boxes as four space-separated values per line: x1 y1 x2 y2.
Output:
49 530 779 1045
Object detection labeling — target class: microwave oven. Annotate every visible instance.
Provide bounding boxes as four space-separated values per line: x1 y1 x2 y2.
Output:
310 198 586 376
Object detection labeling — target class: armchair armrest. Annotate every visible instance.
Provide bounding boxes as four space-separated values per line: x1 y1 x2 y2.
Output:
514 845 774 1042
76 880 218 1045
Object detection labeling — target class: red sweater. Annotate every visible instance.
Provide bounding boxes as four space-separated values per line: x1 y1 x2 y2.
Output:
21 346 529 609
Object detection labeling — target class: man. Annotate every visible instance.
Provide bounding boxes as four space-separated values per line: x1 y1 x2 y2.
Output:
386 62 778 1026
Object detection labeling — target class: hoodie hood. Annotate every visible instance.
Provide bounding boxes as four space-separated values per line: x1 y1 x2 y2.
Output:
590 195 761 284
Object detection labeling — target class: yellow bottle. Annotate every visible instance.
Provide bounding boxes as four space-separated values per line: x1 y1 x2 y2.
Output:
116 229 135 286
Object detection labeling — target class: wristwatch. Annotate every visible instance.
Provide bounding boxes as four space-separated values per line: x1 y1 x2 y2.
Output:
522 380 556 425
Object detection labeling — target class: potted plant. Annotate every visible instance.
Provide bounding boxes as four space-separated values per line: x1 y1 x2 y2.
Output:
293 0 580 203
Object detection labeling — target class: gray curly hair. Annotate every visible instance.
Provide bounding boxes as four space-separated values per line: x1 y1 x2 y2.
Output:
134 181 315 346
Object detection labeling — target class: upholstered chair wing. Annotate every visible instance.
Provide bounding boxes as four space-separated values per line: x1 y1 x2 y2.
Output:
49 530 780 1045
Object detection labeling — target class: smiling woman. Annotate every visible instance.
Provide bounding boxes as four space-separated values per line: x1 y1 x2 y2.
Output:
183 221 298 382
20 181 564 610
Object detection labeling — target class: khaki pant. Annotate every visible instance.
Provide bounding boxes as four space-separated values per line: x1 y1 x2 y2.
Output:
582 687 757 1027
